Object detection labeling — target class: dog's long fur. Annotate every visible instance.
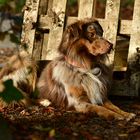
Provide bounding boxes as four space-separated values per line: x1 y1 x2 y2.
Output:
0 18 135 120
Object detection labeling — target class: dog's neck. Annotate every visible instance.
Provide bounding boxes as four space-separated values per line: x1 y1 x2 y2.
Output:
64 56 95 70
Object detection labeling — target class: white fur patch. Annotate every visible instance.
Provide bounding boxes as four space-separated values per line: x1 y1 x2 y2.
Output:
52 61 106 106
39 99 51 107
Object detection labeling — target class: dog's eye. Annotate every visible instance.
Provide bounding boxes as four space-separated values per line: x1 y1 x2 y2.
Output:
87 25 95 32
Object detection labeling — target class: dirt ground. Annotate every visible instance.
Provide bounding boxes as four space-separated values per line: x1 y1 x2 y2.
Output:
0 97 140 140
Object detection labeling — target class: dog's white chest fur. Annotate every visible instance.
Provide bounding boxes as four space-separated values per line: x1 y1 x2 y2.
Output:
52 61 106 106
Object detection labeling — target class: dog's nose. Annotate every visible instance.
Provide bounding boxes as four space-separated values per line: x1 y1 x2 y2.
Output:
107 42 113 53
108 41 113 49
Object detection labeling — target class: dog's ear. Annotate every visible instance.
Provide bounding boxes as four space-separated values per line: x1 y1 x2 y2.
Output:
93 20 103 36
58 22 81 55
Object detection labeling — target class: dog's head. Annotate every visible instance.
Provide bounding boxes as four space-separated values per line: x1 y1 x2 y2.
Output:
58 18 113 56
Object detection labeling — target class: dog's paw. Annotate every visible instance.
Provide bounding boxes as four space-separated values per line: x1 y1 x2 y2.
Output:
112 113 125 121
125 113 136 121
98 109 125 121
38 99 51 107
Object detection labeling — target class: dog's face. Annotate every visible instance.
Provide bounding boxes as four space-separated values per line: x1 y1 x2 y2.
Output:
59 19 113 56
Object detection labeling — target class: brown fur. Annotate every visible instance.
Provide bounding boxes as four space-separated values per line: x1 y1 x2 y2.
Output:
0 18 135 120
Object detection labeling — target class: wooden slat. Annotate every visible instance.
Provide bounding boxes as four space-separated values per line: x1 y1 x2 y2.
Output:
21 0 40 54
40 0 53 60
103 0 120 66
127 0 140 64
78 0 94 19
67 17 132 35
44 0 67 60
69 17 131 34
119 20 132 35
32 0 50 60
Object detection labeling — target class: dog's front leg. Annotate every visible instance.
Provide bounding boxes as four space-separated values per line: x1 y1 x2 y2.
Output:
103 100 135 121
74 102 125 120
68 86 127 120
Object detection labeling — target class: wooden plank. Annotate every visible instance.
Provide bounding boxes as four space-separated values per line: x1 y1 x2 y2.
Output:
38 0 53 60
38 0 48 15
32 0 49 60
104 0 120 66
41 33 49 59
127 0 140 64
21 0 40 54
44 0 67 60
39 0 53 60
96 19 132 36
32 31 44 60
78 0 94 19
67 17 132 35
38 0 53 30
119 20 132 35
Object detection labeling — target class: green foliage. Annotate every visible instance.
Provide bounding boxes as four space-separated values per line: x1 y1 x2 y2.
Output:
122 0 134 7
0 79 24 103
0 0 9 6
68 0 77 6
15 0 26 13
98 0 106 4
0 0 26 13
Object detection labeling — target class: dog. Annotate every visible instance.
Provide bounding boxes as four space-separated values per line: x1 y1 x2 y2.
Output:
37 18 135 120
0 18 135 120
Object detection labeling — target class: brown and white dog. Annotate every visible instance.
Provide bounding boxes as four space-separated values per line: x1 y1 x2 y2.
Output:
0 18 135 120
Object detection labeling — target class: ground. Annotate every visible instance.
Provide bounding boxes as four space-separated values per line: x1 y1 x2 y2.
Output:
0 97 140 140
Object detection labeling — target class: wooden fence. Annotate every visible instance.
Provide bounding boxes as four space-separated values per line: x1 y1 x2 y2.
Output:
21 0 140 96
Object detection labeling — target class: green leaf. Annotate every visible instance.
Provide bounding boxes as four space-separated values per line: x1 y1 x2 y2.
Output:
0 79 24 103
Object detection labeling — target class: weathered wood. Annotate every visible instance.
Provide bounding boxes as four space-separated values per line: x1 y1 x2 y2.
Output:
67 17 132 35
44 0 67 60
104 0 120 66
32 0 49 60
39 0 53 60
119 20 132 35
21 0 40 54
32 31 44 60
128 0 140 64
38 0 48 15
41 33 49 59
78 0 94 19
